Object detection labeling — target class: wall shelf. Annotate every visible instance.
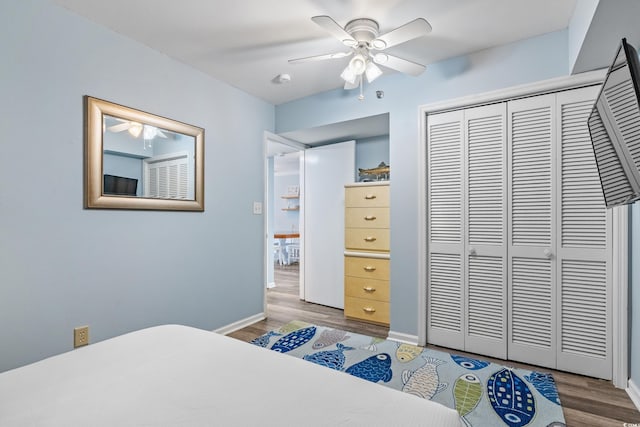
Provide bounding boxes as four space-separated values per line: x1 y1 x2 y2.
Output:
281 207 300 211
281 195 299 199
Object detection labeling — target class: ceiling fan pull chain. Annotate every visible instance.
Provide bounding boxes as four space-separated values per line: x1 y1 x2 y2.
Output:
358 77 364 100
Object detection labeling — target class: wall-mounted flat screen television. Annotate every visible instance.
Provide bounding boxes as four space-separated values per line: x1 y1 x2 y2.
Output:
588 38 640 208
103 174 138 196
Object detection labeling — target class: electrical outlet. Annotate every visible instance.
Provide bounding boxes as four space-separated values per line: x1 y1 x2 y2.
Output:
74 326 89 348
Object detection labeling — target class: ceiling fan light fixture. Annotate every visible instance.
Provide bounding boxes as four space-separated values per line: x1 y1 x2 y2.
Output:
342 39 358 47
373 53 389 64
349 54 367 75
365 62 383 83
143 125 158 140
128 122 143 138
340 65 357 84
371 39 387 50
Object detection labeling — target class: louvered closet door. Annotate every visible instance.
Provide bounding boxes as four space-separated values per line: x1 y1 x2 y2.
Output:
507 94 557 369
464 104 508 359
555 86 612 379
427 110 465 350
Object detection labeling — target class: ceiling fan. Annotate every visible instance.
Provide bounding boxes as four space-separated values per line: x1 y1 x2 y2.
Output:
289 15 432 93
107 119 167 139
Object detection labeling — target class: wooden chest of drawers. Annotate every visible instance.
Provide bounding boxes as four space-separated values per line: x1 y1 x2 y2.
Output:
344 182 390 325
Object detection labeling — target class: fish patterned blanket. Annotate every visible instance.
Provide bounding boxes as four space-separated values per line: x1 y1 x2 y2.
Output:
251 321 566 427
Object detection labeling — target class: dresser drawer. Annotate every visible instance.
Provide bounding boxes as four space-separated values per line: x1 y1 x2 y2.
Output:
345 228 390 251
344 256 389 280
345 276 389 302
345 207 390 229
345 185 389 208
344 296 389 324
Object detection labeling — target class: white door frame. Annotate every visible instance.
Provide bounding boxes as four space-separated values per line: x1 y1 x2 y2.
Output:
418 70 630 388
263 132 308 313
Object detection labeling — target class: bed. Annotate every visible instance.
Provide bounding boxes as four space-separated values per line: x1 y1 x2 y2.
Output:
0 324 462 426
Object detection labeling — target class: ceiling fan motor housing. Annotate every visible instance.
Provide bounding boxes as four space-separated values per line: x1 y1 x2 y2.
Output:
345 18 380 45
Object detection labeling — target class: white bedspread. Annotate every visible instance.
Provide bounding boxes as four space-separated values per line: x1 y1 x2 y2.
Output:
0 325 462 426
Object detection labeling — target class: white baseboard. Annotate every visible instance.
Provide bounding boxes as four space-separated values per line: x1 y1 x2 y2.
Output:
387 330 419 345
213 313 265 335
627 379 640 412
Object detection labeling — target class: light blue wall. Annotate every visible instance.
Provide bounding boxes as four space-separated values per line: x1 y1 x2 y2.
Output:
0 0 273 372
356 135 389 177
632 203 640 386
276 30 569 335
568 0 600 73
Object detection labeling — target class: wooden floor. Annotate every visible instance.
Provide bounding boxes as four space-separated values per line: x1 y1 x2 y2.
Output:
229 264 640 427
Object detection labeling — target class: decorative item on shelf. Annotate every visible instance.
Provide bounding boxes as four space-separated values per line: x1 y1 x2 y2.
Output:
358 162 390 182
281 186 300 211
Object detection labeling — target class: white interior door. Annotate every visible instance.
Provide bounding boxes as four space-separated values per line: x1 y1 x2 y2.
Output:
507 94 558 369
304 141 355 308
464 103 508 359
426 110 465 350
555 86 612 379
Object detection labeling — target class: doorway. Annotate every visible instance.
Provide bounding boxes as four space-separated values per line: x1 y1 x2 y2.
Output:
272 150 302 295
264 132 306 303
263 114 391 314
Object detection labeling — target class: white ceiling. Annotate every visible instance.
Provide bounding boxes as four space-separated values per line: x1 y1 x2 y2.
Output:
54 0 577 105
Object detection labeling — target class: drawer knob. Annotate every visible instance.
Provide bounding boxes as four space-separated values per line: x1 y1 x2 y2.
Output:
363 307 376 313
364 194 377 200
363 266 377 272
363 286 376 292
364 215 377 221
364 236 377 242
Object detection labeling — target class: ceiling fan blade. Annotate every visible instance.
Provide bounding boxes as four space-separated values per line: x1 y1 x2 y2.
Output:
311 15 357 47
374 53 426 76
107 122 131 133
373 18 432 50
343 75 361 90
289 51 352 64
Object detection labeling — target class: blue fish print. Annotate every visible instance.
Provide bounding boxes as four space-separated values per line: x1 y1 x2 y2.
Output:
487 368 536 427
249 331 281 348
451 354 490 371
270 326 316 353
345 353 393 383
525 372 561 405
302 343 354 370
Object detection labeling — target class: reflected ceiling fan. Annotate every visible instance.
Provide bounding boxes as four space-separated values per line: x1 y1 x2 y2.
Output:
107 119 167 139
289 15 432 95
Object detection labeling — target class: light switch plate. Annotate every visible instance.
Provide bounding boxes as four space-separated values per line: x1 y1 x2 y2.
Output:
253 201 263 215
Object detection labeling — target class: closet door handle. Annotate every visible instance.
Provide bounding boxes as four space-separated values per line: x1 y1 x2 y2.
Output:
364 194 377 200
363 307 376 313
364 236 377 242
364 215 377 221
543 248 553 259
363 286 376 293
363 266 377 272
468 247 477 255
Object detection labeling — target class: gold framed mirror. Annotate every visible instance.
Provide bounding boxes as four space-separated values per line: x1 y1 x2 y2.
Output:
85 96 204 211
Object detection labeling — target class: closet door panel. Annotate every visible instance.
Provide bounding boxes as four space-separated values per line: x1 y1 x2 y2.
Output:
427 110 465 350
464 104 508 359
555 87 612 379
507 94 557 369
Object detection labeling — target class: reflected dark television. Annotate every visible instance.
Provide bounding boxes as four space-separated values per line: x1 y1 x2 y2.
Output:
103 174 138 196
588 38 640 208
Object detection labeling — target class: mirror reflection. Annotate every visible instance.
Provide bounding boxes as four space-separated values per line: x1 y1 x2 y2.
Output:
103 115 196 199
85 96 204 211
